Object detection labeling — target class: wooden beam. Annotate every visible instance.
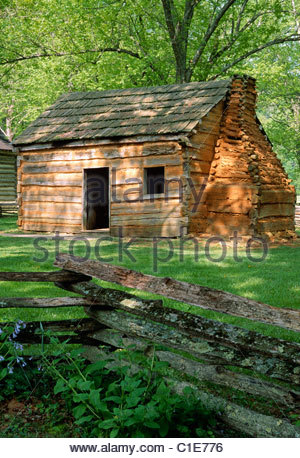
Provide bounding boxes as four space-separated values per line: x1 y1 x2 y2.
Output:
1 317 103 333
13 333 100 346
54 254 300 333
90 327 300 407
84 305 300 384
0 318 105 345
0 297 93 308
0 270 91 283
54 278 300 384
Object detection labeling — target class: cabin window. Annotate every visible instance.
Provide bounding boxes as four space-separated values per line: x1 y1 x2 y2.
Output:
144 167 165 195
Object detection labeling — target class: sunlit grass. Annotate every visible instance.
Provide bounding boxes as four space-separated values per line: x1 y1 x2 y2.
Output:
0 216 299 342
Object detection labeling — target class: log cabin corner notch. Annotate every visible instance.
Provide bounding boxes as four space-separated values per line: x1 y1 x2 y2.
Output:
13 75 296 239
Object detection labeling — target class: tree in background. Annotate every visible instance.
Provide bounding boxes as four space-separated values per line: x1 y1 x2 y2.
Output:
0 0 299 187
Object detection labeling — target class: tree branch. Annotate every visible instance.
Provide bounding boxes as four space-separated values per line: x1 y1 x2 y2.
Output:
0 46 140 66
186 0 239 80
209 10 272 66
212 34 300 78
235 0 250 33
161 0 177 40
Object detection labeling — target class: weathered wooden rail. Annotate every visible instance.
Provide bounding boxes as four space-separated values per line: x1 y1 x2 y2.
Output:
0 255 300 438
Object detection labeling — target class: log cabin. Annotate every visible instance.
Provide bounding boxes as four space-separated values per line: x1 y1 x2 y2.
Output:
0 131 17 214
13 75 295 239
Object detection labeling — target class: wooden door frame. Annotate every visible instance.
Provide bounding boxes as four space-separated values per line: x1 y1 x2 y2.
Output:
82 166 110 231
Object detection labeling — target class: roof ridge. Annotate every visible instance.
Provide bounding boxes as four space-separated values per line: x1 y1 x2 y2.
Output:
14 77 244 147
56 79 232 101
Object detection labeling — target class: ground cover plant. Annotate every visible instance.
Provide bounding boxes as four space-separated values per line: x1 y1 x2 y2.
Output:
0 321 227 438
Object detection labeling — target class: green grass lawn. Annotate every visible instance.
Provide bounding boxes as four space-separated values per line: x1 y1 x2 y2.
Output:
0 216 299 343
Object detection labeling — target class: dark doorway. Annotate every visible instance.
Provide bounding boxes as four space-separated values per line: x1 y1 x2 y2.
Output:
84 168 109 230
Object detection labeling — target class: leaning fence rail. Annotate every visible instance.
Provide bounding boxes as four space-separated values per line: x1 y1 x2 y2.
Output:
0 256 299 438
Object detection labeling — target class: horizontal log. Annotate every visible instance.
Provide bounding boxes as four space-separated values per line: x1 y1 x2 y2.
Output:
22 186 82 197
0 162 15 168
110 216 184 226
0 187 16 192
257 218 295 233
206 198 252 214
0 159 16 165
22 163 182 177
258 204 294 218
54 254 300 333
189 147 215 162
90 328 300 407
84 306 300 385
22 222 81 232
110 223 184 237
22 156 182 171
23 202 82 212
0 297 93 308
22 214 82 223
14 333 100 346
0 270 91 282
206 212 252 235
22 179 82 187
172 380 300 438
260 190 295 205
0 196 16 203
156 351 300 407
54 279 300 383
111 201 181 216
21 143 180 163
22 194 82 203
1 317 103 334
205 183 255 201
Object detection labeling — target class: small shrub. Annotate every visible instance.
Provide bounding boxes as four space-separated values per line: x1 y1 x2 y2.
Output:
0 326 221 438
44 346 219 438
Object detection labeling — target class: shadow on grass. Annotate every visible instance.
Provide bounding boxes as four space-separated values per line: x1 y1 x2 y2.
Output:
0 215 299 341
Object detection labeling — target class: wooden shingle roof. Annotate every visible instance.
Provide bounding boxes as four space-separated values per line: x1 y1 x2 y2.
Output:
0 131 12 151
14 79 232 146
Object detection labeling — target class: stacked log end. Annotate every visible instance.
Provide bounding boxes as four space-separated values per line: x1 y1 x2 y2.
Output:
188 76 296 241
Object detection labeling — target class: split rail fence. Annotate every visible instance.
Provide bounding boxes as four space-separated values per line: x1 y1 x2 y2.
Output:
0 253 300 438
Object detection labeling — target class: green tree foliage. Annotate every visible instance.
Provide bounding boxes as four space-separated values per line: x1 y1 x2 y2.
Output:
0 0 299 187
249 45 300 192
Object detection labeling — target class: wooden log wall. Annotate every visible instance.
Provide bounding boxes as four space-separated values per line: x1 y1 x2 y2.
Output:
189 76 296 239
239 78 295 239
0 150 17 203
185 103 224 234
18 141 186 236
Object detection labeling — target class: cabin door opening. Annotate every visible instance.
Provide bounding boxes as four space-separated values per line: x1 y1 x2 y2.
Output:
84 167 109 230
